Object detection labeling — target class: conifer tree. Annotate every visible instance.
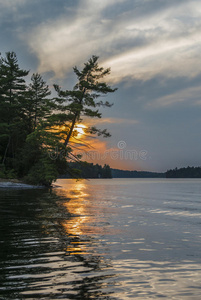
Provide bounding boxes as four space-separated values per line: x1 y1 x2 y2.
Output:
53 55 117 148
0 53 116 185
0 52 29 167
25 73 52 133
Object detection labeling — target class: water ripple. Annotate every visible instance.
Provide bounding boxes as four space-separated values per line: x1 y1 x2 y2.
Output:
1 179 201 299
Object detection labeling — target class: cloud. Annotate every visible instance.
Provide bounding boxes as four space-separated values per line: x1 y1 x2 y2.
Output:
0 0 29 18
24 0 201 84
103 1 201 82
148 85 201 108
103 30 201 83
25 0 126 77
0 0 27 7
87 117 139 125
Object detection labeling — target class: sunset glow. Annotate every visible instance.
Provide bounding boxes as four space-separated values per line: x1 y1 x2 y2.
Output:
3 0 201 171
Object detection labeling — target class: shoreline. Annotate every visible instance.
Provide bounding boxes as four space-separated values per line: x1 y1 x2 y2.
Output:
0 179 45 189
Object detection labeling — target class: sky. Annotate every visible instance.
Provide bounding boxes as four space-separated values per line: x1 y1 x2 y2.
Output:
1 0 201 172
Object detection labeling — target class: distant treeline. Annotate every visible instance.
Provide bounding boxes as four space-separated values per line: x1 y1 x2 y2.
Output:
111 169 165 178
61 164 201 179
166 166 201 178
61 164 165 179
61 162 112 179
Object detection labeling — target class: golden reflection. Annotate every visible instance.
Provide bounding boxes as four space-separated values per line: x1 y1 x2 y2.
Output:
54 180 108 256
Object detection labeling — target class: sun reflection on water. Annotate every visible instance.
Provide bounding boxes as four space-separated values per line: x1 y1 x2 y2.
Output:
54 180 113 256
2 179 201 299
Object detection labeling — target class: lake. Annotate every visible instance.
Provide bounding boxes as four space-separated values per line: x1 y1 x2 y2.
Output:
0 178 201 299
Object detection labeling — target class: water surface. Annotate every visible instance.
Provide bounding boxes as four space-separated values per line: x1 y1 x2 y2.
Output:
1 178 201 299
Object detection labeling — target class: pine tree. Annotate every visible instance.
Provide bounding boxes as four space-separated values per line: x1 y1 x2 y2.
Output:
0 52 29 168
24 73 52 133
0 53 116 185
53 55 117 149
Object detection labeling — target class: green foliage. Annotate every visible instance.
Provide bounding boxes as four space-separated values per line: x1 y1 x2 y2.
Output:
6 169 17 179
53 55 117 148
0 52 116 185
0 163 17 179
24 73 52 132
0 164 6 179
25 154 58 186
0 51 29 167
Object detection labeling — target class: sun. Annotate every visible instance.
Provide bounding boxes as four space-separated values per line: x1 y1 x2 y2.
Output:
74 124 86 138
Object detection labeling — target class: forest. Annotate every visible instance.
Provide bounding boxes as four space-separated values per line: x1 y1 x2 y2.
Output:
0 52 116 185
166 166 201 178
111 169 165 178
61 162 112 179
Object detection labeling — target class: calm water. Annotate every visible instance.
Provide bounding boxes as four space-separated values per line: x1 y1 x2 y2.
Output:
1 178 201 299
